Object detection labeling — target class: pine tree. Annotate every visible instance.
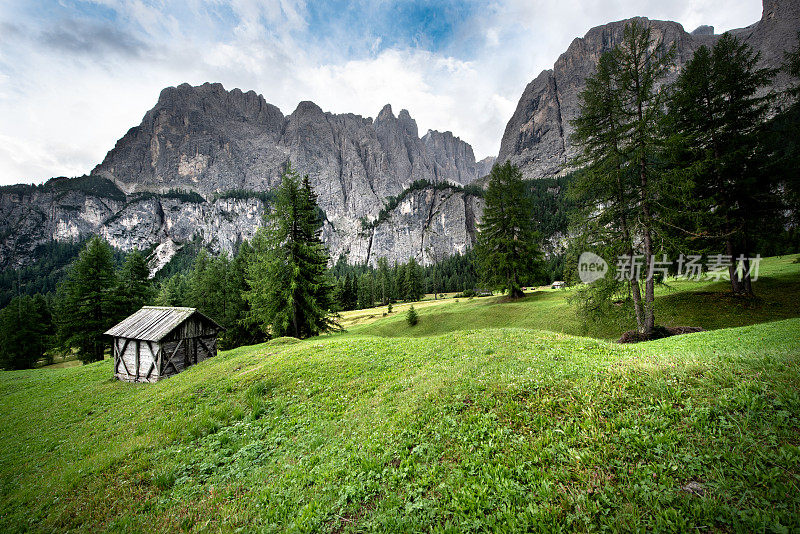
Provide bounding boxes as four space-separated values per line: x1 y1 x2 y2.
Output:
475 161 541 299
0 294 52 369
403 257 423 301
667 33 775 295
357 272 374 309
342 273 358 310
114 249 153 320
394 262 406 302
188 249 212 312
245 163 341 338
56 236 117 363
770 33 800 228
377 257 391 304
432 264 440 299
223 242 264 348
406 304 418 326
571 51 647 330
155 273 187 307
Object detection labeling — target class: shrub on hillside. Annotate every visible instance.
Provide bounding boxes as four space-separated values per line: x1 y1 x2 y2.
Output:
406 304 418 326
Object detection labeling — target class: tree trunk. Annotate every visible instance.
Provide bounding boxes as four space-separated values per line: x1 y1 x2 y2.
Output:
742 258 753 295
642 227 656 334
619 207 644 331
639 150 655 335
741 223 754 295
726 238 742 294
635 56 655 337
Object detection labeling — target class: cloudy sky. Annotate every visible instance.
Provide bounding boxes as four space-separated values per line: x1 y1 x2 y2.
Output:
0 0 763 185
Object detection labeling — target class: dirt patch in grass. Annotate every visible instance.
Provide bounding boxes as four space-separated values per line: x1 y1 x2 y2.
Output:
618 326 704 344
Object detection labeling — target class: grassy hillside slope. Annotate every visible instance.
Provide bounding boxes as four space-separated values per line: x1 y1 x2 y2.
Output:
348 254 800 339
1 319 799 532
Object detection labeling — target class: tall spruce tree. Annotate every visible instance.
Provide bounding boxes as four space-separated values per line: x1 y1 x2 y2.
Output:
223 242 264 348
777 34 800 228
245 163 341 338
343 273 357 310
394 262 406 302
188 249 213 312
570 20 675 335
377 257 392 305
667 33 775 295
114 249 153 320
56 236 117 363
155 273 188 307
431 264 440 299
0 294 52 369
357 272 374 309
760 33 800 238
403 257 424 301
570 51 645 328
475 161 541 299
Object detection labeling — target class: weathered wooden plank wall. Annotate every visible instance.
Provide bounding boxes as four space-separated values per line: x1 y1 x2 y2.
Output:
114 338 159 383
163 316 220 342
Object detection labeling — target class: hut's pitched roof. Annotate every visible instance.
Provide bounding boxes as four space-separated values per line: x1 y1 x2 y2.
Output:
104 306 222 342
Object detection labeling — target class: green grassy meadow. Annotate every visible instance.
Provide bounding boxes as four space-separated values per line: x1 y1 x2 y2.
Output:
347 254 800 340
1 255 799 532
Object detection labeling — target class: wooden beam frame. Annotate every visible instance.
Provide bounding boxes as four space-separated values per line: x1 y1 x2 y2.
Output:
197 337 214 359
134 340 140 382
144 361 155 381
146 341 161 380
116 338 131 377
161 339 183 376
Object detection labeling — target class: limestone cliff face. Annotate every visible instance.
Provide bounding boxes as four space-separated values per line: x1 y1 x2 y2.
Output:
0 185 124 266
0 177 481 272
498 0 799 179
3 86 488 271
365 188 483 266
0 180 264 271
422 130 482 185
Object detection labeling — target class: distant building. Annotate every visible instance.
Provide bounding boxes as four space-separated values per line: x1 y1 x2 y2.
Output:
105 306 224 383
551 281 566 289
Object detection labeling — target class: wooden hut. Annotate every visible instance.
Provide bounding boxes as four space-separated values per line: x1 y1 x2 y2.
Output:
105 306 224 382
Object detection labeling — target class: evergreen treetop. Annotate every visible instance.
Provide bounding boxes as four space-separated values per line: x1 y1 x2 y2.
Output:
476 161 541 299
245 163 341 339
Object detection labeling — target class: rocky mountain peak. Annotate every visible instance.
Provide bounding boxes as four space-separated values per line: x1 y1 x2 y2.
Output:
397 109 418 137
376 103 395 121
293 100 325 117
691 25 715 36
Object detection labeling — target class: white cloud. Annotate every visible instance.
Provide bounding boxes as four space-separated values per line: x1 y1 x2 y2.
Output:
0 0 765 185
